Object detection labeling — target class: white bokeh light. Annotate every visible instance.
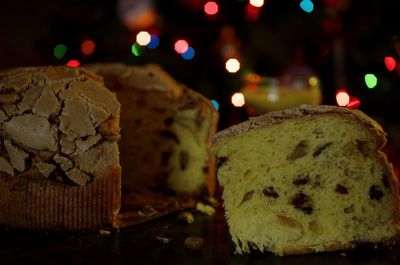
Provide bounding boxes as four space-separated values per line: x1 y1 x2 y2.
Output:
136 31 151 46
225 58 241 73
231 92 245 107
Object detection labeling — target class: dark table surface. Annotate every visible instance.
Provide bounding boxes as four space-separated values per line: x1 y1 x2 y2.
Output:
1 210 400 265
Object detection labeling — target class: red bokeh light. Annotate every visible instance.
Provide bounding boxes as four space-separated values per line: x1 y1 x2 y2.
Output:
66 60 80 68
347 96 361 109
174 39 189 54
384 56 396 72
244 3 261 21
81 40 96 56
204 1 219 15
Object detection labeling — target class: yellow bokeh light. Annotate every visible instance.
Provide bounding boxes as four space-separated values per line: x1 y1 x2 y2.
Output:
231 92 245 107
249 0 264 8
136 31 151 46
225 58 240 73
309 76 318 86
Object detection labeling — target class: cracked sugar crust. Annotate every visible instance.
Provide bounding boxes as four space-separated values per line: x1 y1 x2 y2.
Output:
0 66 121 186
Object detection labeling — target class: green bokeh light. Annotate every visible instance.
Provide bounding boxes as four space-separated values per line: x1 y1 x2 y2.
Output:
131 42 145 56
54 44 67 59
364 73 378 89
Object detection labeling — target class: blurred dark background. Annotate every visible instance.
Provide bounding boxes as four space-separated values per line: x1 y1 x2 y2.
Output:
1 0 399 172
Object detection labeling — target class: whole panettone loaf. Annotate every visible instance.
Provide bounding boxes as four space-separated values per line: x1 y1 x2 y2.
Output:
212 105 400 256
0 66 121 229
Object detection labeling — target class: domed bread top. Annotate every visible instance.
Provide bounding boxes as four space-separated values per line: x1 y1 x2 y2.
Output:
85 63 183 98
0 66 121 185
213 105 387 149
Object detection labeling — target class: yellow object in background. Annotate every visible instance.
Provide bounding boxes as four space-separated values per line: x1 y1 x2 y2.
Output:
241 74 322 115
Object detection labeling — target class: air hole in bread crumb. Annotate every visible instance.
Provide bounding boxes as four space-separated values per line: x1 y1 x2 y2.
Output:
217 156 227 169
309 220 320 234
382 173 390 189
344 205 354 213
180 151 189 170
356 139 369 156
287 140 309 161
335 184 349 194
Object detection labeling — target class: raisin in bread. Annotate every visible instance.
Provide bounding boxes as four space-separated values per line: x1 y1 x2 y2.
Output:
0 66 121 229
86 63 218 196
212 105 400 256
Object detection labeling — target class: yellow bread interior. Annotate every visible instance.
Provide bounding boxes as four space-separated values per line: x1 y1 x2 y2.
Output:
213 114 399 255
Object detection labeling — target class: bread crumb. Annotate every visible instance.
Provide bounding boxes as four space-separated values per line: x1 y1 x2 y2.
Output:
184 237 204 251
178 211 195 224
340 252 347 257
196 202 215 216
156 236 171 244
99 229 111 237
207 197 220 208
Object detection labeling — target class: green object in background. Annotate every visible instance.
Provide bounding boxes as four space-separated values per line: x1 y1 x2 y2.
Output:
365 74 378 89
53 44 67 59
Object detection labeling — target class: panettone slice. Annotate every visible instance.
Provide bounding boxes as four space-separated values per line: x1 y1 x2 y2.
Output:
212 105 400 255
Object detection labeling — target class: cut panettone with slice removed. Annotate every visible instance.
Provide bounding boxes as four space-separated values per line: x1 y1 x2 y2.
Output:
212 105 400 256
0 64 218 230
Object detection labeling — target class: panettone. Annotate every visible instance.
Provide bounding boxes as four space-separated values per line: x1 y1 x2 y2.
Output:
0 66 121 229
86 63 218 197
212 105 400 255
0 64 218 230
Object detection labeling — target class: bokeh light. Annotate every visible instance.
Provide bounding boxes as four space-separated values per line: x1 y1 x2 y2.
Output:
54 44 67 59
384 56 396 72
267 91 279 102
231 92 245 107
225 58 240 73
147 34 160 49
245 3 261 21
211 99 219 111
249 0 264 8
81 40 96 56
136 31 151 46
300 0 314 13
309 76 318 86
336 89 350 106
181 46 195 60
66 60 80 68
347 97 361 109
364 74 377 89
174 39 189 54
131 42 145 56
204 1 219 15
